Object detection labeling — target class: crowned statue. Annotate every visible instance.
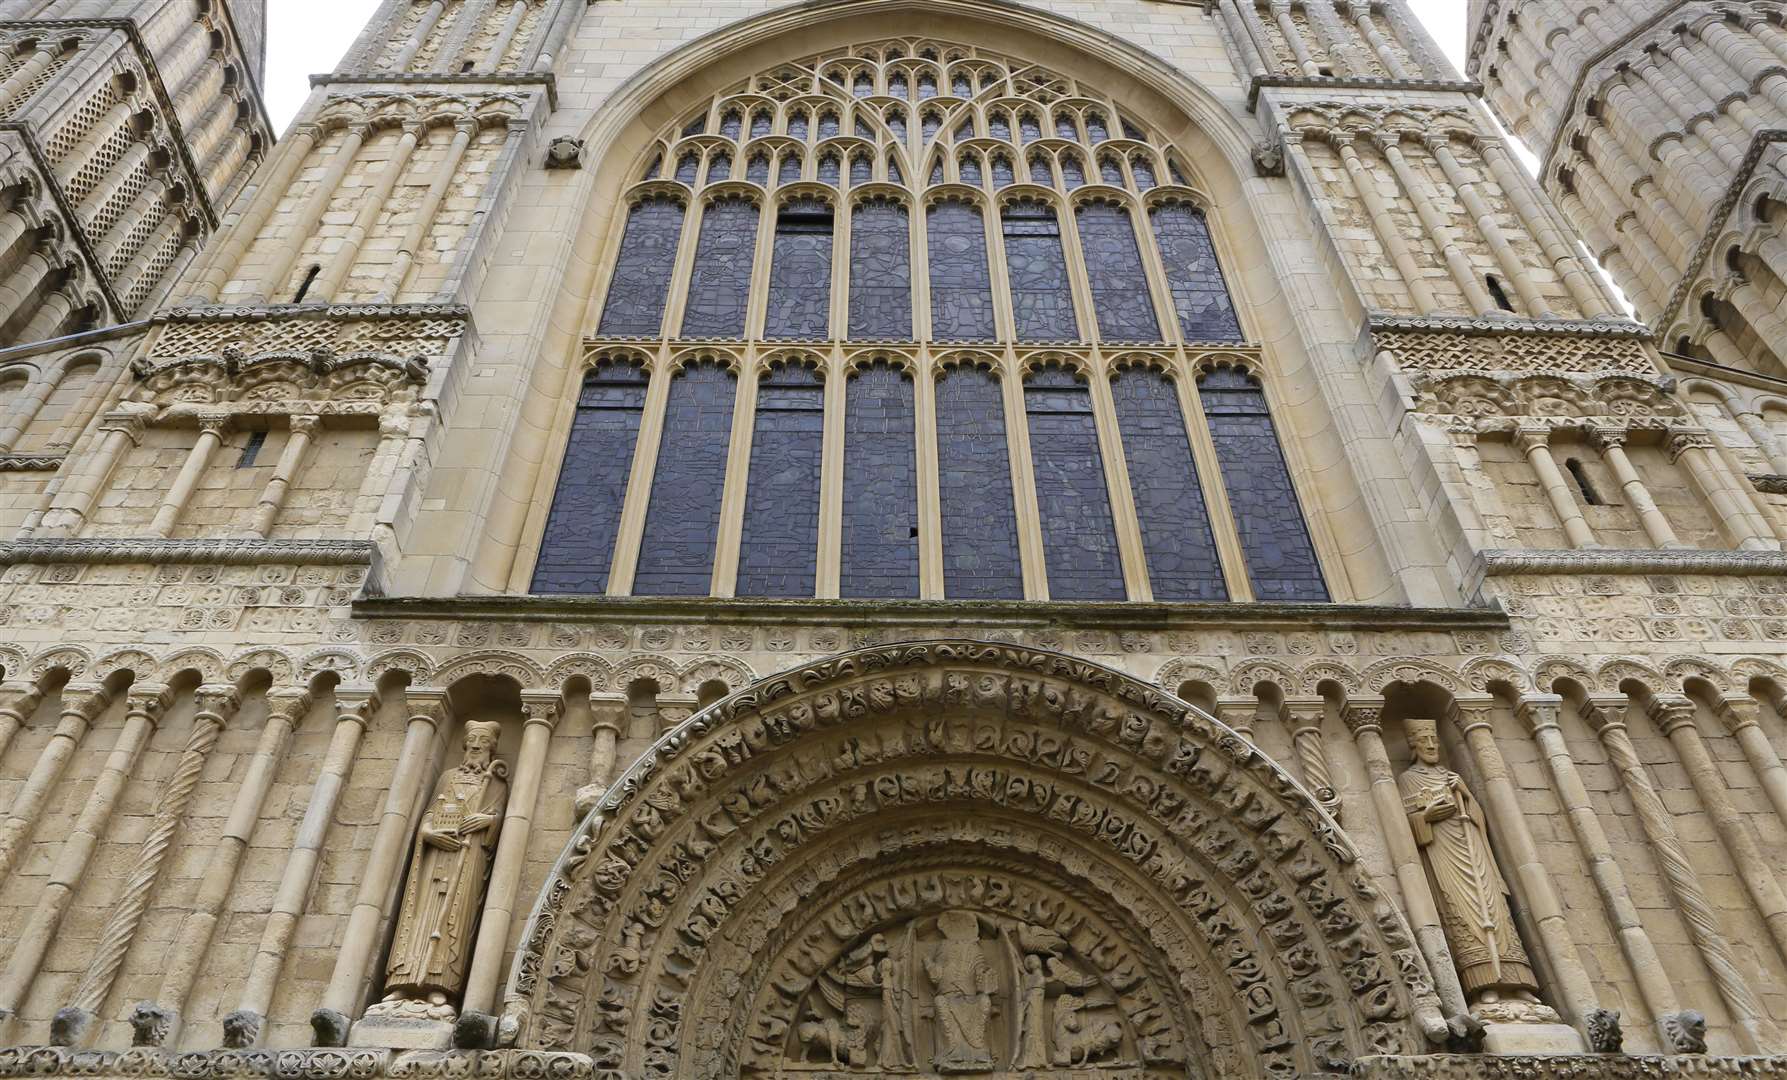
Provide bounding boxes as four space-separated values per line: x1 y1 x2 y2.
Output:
1398 717 1540 1008
376 721 509 1018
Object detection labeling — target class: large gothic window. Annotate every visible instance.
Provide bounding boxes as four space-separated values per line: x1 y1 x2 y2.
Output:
539 38 1330 602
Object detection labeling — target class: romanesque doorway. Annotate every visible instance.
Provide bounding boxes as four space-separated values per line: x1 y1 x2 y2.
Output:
506 642 1440 1078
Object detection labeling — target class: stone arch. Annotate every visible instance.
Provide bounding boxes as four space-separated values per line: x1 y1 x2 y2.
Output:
506 642 1441 1079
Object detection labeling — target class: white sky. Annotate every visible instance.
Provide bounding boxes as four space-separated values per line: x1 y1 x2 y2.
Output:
263 1 1475 133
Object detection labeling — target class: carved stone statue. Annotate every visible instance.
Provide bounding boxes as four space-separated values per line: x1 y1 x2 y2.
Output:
1013 953 1050 1069
1398 717 1539 1005
922 911 996 1071
378 721 509 1015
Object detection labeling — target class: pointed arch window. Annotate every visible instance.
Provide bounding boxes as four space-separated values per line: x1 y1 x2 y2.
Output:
937 364 1023 598
532 360 650 594
1110 365 1225 600
764 198 833 339
681 197 758 337
841 361 919 597
1151 201 1242 341
849 197 912 339
1002 200 1077 341
1024 365 1124 600
927 198 996 341
1076 200 1160 341
595 197 684 337
632 360 738 595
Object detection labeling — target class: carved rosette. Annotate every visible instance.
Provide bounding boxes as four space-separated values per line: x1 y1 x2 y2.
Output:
508 642 1436 1080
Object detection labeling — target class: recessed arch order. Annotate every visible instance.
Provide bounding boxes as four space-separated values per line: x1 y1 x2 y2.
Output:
505 641 1444 1079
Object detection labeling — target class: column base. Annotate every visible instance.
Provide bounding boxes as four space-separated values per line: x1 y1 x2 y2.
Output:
1482 1023 1586 1054
348 1000 456 1050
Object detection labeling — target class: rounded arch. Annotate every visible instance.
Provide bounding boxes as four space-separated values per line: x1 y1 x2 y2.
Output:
506 641 1442 1077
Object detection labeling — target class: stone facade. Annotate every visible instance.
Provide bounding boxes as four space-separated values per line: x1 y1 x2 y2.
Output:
0 1 1781 1079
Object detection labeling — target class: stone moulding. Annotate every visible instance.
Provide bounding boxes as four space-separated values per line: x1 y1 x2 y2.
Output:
354 594 1511 630
0 539 374 566
0 454 63 472
1367 313 1654 339
1657 131 1787 340
0 1047 593 1079
1468 549 1787 598
1754 475 1787 495
1248 74 1481 109
1358 1053 1787 1078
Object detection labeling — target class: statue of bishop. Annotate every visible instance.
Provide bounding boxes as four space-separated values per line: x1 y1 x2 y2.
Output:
380 721 509 1012
1398 717 1539 1005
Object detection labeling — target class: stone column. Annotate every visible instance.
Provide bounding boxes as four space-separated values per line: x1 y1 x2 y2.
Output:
379 118 476 302
0 372 55 453
1512 696 1691 1049
1332 132 1440 312
1350 3 1412 77
149 412 230 536
0 683 44 763
1213 0 1269 79
1267 0 1323 74
227 695 374 1048
0 686 113 885
390 1 450 71
577 693 627 811
1670 430 1778 550
1425 135 1550 317
1481 141 1609 318
249 415 320 537
461 695 560 1024
313 695 446 1044
0 43 60 112
1721 690 1787 829
0 244 60 330
1344 697 1470 1017
38 402 153 535
18 278 76 342
1279 695 1339 819
1213 698 1258 741
1587 427 1682 548
151 689 310 1043
1515 425 1597 548
253 123 370 304
482 1 529 70
1378 133 1500 317
1450 695 1597 1029
1582 695 1775 1051
347 407 413 535
0 687 156 1032
187 123 320 302
50 100 132 191
312 122 422 302
1729 410 1787 476
57 689 239 1045
1648 695 1787 966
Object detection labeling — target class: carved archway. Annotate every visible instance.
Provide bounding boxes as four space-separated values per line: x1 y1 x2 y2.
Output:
506 642 1442 1078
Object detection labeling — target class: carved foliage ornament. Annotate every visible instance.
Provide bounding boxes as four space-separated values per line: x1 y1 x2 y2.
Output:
508 642 1437 1080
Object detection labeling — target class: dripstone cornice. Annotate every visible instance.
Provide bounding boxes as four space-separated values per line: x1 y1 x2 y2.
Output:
1368 313 1653 338
1249 74 1481 109
0 538 374 566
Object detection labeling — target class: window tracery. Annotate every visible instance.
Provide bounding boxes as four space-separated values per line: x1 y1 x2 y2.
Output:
538 39 1330 604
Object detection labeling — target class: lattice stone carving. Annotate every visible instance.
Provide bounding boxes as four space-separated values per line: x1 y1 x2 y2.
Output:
1372 327 1662 376
147 306 469 361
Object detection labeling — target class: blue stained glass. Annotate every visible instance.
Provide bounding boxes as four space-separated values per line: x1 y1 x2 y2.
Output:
1099 156 1124 185
720 111 741 139
1061 153 1085 188
532 362 649 594
922 112 941 143
937 367 1023 598
918 73 937 98
1029 155 1051 184
778 154 802 185
1168 157 1187 184
1198 366 1327 602
841 362 920 597
682 114 707 136
1019 113 1042 142
633 361 737 595
675 153 699 184
680 198 758 337
597 198 685 336
788 111 809 141
1003 202 1078 341
706 153 731 183
1151 203 1243 341
888 159 903 184
643 154 661 180
751 110 772 138
952 73 971 97
1110 368 1226 600
737 364 824 596
851 153 872 186
819 112 840 138
1055 112 1078 140
764 198 832 339
1122 119 1144 139
991 155 1014 188
927 199 996 341
854 73 873 97
959 153 982 186
1131 156 1156 189
1086 112 1109 142
818 154 840 185
955 119 975 141
1076 201 1161 341
928 160 945 186
747 155 770 185
889 72 908 97
849 198 911 338
1024 367 1124 600
857 117 875 139
989 112 1011 141
887 109 907 143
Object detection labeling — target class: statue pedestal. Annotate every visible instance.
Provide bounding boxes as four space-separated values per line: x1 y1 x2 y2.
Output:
1482 1023 1585 1055
348 1002 457 1050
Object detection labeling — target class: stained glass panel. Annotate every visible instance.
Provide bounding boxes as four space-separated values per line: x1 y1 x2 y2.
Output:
1003 202 1078 341
736 364 824 596
1198 367 1327 601
1024 367 1124 600
849 198 911 339
927 199 996 341
681 198 758 337
1076 201 1161 341
532 362 649 594
841 362 920 597
1151 203 1243 341
633 362 737 595
596 197 684 337
937 367 1023 598
764 198 833 340
1110 367 1226 600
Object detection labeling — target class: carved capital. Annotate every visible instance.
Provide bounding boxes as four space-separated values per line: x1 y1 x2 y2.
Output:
1447 694 1497 737
454 115 482 138
1278 696 1325 734
0 681 46 722
405 692 450 729
1646 694 1700 737
58 685 112 722
1512 424 1553 454
589 695 627 735
265 689 313 725
521 693 563 731
193 685 241 721
1342 697 1385 735
288 414 323 437
126 684 173 725
1513 694 1563 736
1667 429 1715 462
1586 425 1627 453
97 409 151 443
1714 697 1761 735
1580 696 1629 736
195 411 234 437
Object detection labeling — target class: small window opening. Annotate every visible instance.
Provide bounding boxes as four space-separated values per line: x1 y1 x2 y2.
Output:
461 60 475 73
1317 65 1334 77
1485 274 1514 312
1564 457 1604 506
237 430 267 468
292 264 321 303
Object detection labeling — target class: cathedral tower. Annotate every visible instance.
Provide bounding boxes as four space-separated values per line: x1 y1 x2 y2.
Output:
0 2 1784 1078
